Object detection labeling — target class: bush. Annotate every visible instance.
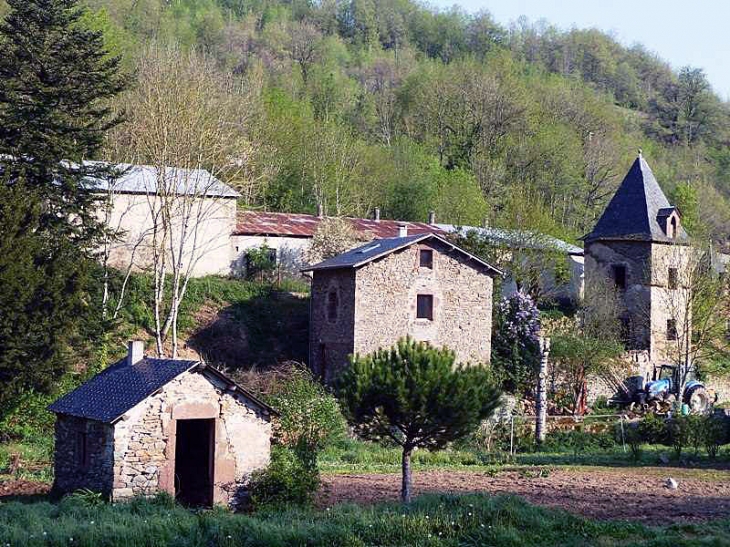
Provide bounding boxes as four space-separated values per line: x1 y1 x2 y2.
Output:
702 415 727 459
266 369 347 454
248 446 320 508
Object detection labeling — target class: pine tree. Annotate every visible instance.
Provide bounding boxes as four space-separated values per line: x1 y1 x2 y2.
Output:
0 0 127 244
0 0 126 415
337 338 502 503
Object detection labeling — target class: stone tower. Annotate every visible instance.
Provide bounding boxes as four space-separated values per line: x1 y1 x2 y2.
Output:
583 153 691 365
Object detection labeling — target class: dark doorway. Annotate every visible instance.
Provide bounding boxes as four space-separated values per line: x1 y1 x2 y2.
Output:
174 419 214 506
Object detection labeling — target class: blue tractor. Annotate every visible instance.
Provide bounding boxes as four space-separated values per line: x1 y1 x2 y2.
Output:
632 364 713 414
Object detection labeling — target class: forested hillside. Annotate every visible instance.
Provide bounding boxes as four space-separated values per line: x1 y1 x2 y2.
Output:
3 0 729 244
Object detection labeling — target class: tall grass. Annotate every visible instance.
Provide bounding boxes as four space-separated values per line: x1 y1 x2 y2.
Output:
1 492 728 546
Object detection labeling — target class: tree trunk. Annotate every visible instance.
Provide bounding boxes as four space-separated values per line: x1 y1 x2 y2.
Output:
401 446 413 503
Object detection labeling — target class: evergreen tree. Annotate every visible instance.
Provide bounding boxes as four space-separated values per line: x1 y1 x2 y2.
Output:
337 338 501 503
0 0 126 413
0 0 127 244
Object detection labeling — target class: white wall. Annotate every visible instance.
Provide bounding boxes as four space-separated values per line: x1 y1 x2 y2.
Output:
230 235 311 278
103 193 237 277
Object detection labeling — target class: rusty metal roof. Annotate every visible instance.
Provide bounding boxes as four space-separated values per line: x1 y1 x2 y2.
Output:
233 211 446 239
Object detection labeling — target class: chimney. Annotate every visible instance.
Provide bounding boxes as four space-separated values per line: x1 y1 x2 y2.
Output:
316 203 324 218
398 223 408 238
127 340 144 366
374 207 381 222
428 210 436 225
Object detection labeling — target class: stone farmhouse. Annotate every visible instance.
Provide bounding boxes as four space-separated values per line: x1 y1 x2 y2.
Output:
49 341 275 508
583 153 692 380
304 228 501 382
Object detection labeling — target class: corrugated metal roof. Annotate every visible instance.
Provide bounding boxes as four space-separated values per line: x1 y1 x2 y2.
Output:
233 211 445 238
302 233 502 275
49 356 275 423
83 162 240 199
438 224 583 255
583 155 689 243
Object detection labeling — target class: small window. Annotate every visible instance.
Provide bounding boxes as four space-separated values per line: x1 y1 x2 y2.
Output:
668 216 678 239
76 431 90 468
612 264 627 290
416 294 434 320
326 290 338 322
419 249 434 269
668 268 678 289
666 319 678 341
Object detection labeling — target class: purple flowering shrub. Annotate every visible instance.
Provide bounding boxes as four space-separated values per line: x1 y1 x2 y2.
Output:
491 291 541 395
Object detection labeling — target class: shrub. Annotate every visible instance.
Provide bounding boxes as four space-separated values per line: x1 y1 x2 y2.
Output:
491 292 541 394
248 446 320 508
667 416 691 458
702 415 727 459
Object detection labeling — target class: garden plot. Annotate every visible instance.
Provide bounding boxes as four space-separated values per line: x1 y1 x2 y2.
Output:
319 466 730 524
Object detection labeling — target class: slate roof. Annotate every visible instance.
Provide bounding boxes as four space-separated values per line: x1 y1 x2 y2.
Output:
437 224 583 255
302 233 502 275
233 211 445 238
49 356 274 423
583 155 689 243
82 162 241 199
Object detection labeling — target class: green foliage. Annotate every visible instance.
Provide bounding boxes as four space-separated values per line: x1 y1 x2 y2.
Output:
266 370 346 453
245 243 277 280
338 337 501 501
491 292 541 395
339 338 502 451
248 445 320 508
0 0 126 416
1 490 730 546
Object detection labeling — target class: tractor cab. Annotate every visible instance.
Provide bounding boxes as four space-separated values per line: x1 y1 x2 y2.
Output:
643 364 711 413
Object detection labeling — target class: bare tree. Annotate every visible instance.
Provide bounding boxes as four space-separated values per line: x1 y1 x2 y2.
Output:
108 46 252 358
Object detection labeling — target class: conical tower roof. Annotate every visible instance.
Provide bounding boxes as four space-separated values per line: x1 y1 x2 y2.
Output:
584 154 689 243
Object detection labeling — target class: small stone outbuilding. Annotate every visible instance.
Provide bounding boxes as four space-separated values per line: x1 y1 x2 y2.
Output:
49 342 275 508
304 230 501 382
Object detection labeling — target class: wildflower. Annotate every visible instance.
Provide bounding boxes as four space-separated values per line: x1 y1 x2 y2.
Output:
227 536 232 539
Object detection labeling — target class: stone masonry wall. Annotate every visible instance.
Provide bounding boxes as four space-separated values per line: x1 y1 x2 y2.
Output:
53 415 114 497
112 369 271 507
309 268 357 382
353 240 494 366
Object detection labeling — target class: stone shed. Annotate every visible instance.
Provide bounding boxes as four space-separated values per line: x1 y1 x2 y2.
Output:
303 229 501 382
49 342 275 507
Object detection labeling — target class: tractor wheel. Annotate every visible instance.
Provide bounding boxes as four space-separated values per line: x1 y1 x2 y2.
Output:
685 386 711 414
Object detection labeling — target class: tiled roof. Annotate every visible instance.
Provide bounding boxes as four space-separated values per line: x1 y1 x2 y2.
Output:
49 357 275 423
583 155 689 243
302 233 502 275
83 162 240 199
437 224 583 255
233 211 445 238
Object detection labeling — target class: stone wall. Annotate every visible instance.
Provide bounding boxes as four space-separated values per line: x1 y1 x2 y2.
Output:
110 369 271 507
53 415 114 497
309 269 357 382
353 239 493 366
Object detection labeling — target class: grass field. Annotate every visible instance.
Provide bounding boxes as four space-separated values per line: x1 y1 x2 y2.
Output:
2 491 730 547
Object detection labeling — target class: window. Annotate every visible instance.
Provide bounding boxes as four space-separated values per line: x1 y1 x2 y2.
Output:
419 249 434 269
668 268 679 289
612 264 627 290
668 216 678 239
416 295 434 320
666 319 678 341
326 290 338 322
75 431 90 468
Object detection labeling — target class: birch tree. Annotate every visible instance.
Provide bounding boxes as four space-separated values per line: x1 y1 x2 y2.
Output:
108 47 253 357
